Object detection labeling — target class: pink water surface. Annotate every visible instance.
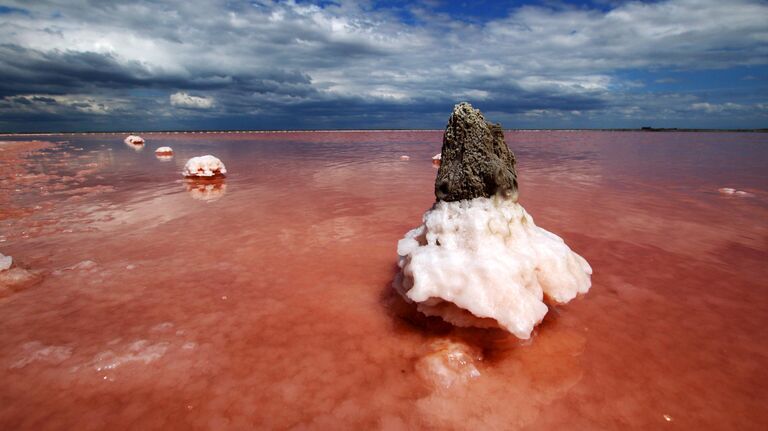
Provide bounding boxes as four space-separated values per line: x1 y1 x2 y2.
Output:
1 131 767 430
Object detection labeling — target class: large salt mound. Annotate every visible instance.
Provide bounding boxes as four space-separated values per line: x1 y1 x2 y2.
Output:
396 196 592 339
183 155 227 178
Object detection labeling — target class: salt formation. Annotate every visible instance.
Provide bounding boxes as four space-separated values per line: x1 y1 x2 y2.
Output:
0 253 41 298
183 155 227 178
432 153 442 164
0 252 11 271
124 135 145 145
718 187 752 197
396 103 592 339
400 155 410 161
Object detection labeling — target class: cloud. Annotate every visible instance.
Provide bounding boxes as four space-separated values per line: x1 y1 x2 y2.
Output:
690 102 748 113
170 92 214 109
0 0 766 131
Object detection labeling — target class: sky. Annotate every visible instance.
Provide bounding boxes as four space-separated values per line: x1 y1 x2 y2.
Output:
0 0 766 132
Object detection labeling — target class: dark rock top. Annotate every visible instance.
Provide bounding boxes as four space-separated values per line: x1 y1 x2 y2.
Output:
435 102 518 202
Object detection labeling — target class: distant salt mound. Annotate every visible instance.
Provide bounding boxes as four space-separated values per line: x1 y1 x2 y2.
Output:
718 187 753 197
124 135 145 145
183 155 227 178
397 197 592 339
395 103 591 339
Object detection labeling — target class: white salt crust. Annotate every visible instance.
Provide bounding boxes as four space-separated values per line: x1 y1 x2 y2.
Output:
397 196 592 339
183 155 227 178
155 146 173 154
124 135 144 145
0 252 11 271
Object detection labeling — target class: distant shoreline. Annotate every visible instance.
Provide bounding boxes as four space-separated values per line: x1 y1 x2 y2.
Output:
1 128 766 136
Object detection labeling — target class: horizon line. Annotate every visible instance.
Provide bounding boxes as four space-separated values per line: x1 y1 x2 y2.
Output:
2 127 767 136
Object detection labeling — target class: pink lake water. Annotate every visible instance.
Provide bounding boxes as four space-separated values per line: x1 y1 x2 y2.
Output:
1 131 767 430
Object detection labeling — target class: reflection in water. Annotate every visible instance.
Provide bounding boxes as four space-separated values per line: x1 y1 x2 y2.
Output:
154 146 174 161
0 131 767 430
185 178 227 201
125 141 144 152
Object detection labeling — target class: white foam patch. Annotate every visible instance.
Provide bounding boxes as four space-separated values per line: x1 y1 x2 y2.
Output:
396 196 592 339
183 155 227 177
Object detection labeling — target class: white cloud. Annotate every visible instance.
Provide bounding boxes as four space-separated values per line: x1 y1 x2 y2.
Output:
170 92 214 109
0 0 766 129
690 102 746 113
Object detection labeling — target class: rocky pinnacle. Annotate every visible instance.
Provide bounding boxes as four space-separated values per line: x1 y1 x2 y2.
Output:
435 102 518 202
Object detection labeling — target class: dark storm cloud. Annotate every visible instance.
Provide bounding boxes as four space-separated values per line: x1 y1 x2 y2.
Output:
0 0 766 131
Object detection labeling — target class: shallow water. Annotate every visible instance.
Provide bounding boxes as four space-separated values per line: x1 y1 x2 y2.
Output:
1 131 767 430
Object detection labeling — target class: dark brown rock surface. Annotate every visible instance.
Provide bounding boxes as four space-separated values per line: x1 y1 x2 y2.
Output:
435 102 518 202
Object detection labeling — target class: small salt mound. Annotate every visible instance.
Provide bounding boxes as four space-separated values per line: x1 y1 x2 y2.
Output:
719 187 752 197
400 155 410 161
397 196 592 339
124 135 145 145
0 252 11 271
155 146 173 155
0 262 41 298
432 153 442 161
183 155 227 178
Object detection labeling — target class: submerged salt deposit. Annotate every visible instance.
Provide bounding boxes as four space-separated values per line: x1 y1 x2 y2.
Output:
415 339 482 389
397 197 592 339
395 103 591 339
183 155 227 178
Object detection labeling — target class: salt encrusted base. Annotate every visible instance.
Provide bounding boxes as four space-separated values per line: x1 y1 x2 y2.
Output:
396 196 592 339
